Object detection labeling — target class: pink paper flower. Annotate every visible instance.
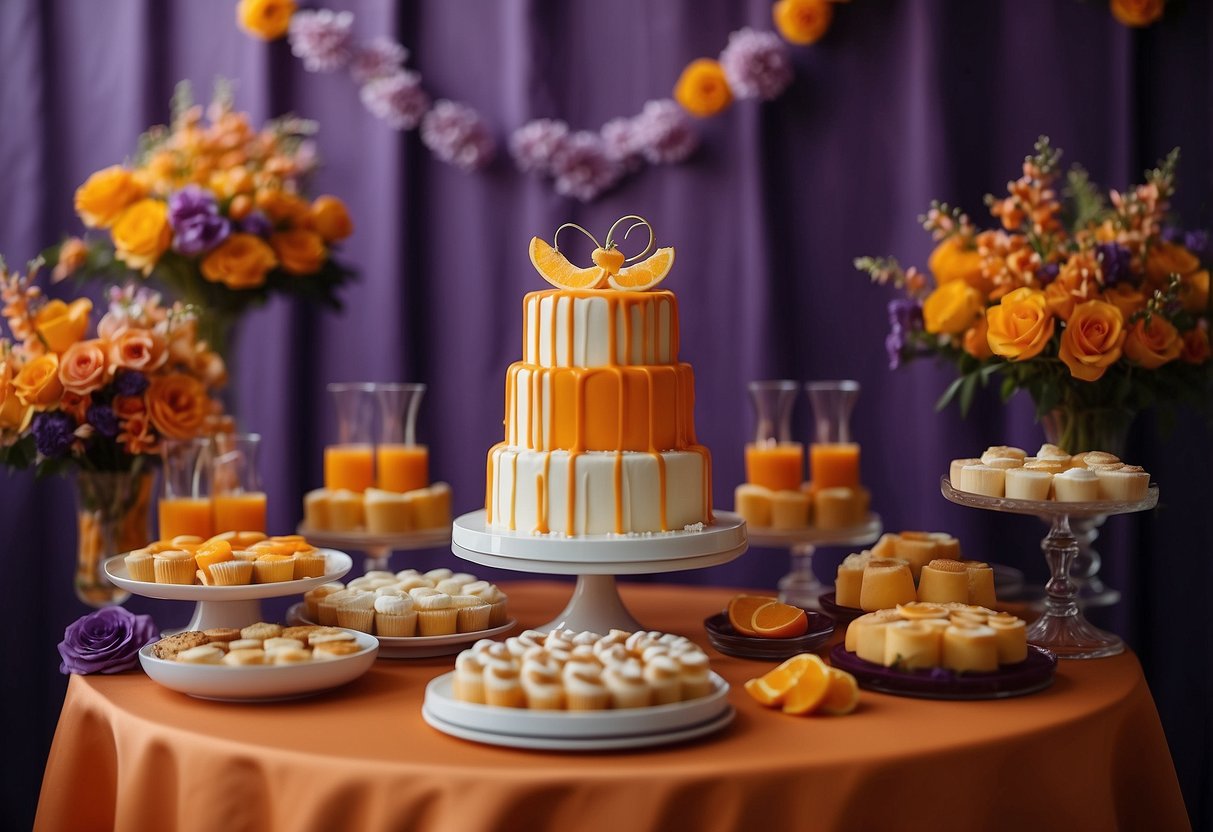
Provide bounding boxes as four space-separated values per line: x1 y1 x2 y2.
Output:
509 119 571 175
551 131 621 202
360 70 430 130
600 116 644 172
719 27 793 100
349 37 408 85
631 99 699 165
288 10 355 73
421 100 497 171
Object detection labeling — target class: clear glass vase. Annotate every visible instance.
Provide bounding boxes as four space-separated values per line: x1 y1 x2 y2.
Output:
75 467 154 607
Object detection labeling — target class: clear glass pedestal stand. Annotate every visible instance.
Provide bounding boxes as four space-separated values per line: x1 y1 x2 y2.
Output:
747 515 882 608
296 526 452 574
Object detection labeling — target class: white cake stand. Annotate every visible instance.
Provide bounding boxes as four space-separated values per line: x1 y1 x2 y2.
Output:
941 477 1158 659
451 510 747 633
297 525 451 574
747 514 882 609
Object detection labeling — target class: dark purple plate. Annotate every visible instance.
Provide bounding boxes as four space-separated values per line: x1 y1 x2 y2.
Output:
829 643 1057 700
818 592 864 625
703 610 834 661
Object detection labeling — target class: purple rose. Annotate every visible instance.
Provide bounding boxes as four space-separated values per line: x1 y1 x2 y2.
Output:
32 411 75 458
168 186 230 256
58 607 158 675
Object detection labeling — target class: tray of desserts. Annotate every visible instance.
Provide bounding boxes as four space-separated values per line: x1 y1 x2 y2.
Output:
703 596 835 660
287 604 516 659
139 623 378 701
106 549 352 601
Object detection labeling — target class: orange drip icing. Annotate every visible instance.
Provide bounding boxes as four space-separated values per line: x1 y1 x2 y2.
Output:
613 451 624 534
535 453 551 534
509 451 518 530
486 442 506 523
646 369 669 531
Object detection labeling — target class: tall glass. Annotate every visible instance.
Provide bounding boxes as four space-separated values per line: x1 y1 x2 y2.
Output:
374 383 429 493
325 383 376 493
211 433 267 533
158 437 213 539
744 380 803 492
806 380 861 489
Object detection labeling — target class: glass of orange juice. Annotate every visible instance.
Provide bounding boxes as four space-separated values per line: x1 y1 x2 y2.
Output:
158 437 214 540
805 380 861 489
211 433 267 534
325 383 376 493
374 383 428 493
744 380 803 493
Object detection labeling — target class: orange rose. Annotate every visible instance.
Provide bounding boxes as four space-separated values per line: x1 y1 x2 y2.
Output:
1181 326 1210 365
928 237 991 294
986 287 1055 361
1181 270 1209 313
922 281 983 336
112 198 172 274
270 229 327 275
74 166 146 228
166 318 200 366
309 196 354 242
58 339 110 395
13 353 63 410
52 237 90 283
0 359 33 431
145 373 208 440
59 391 91 423
1102 283 1147 320
256 189 311 226
772 0 833 45
107 327 167 374
1111 0 1164 27
962 313 993 360
112 395 147 420
1059 300 1125 382
1145 240 1200 285
673 59 733 118
1124 315 1182 369
201 233 278 290
34 298 92 353
237 0 297 39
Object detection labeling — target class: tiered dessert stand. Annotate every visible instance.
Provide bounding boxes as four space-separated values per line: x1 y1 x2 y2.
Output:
296 525 451 574
941 477 1158 659
748 514 882 609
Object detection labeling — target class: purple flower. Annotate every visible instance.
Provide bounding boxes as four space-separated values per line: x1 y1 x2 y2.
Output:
168 186 230 257
550 131 621 202
1185 230 1208 255
239 210 273 239
288 9 355 73
420 100 497 172
1037 262 1061 287
1095 243 1133 287
888 298 923 333
31 412 75 458
112 369 149 397
885 330 905 370
58 607 158 675
720 27 793 100
360 70 430 130
1161 227 1183 244
349 37 408 84
509 118 571 175
600 116 644 172
86 404 119 439
630 99 699 165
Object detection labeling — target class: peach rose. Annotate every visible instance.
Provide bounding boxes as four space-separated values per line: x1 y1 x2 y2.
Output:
1145 240 1200 285
236 0 297 40
1181 326 1210 365
1059 300 1125 382
673 59 733 118
107 327 167 374
1181 270 1209 314
772 0 834 45
270 229 327 275
192 350 228 389
145 373 208 440
928 237 991 294
167 318 200 366
34 298 92 353
13 353 64 410
112 198 172 274
1124 315 1182 369
201 233 278 290
74 166 146 228
923 280 983 336
0 359 32 431
1102 283 1147 320
58 339 110 395
256 189 311 226
1111 0 1164 27
962 313 993 360
986 287 1055 361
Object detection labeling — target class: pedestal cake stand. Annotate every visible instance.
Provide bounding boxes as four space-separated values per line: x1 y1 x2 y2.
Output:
747 514 882 609
941 477 1157 659
451 510 748 633
297 525 451 574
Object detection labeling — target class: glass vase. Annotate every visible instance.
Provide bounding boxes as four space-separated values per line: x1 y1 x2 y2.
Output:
75 468 154 607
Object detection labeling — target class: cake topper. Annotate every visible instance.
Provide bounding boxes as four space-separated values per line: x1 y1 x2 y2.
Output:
528 214 675 292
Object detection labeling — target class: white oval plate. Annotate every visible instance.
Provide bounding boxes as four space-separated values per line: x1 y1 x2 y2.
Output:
423 670 730 738
287 603 517 659
104 549 353 601
138 629 378 701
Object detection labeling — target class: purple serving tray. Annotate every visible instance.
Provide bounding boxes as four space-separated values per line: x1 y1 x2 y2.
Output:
703 610 835 661
829 643 1057 700
818 592 864 625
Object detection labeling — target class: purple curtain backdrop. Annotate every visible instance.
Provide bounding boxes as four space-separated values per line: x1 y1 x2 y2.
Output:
2 0 1211 827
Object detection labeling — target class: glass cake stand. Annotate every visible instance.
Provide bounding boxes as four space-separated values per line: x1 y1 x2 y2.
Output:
941 477 1158 659
747 514 882 609
451 510 748 633
296 525 451 574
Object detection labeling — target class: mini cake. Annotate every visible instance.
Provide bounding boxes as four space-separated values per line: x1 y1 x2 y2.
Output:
483 657 525 708
953 443 1151 503
844 605 1029 672
1095 466 1150 501
124 551 155 582
293 550 327 579
304 583 345 620
453 650 487 703
365 488 414 534
1005 468 1052 500
884 620 941 670
521 654 566 710
643 654 683 705
604 659 652 709
564 662 610 711
859 559 916 611
451 595 491 633
941 624 999 673
153 551 196 585
916 559 971 604
1052 468 1100 502
414 591 458 636
374 594 417 636
209 559 253 586
959 464 1005 497
303 488 332 530
253 554 296 583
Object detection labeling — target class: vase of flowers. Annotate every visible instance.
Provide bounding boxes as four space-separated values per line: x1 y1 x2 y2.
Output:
73 466 154 607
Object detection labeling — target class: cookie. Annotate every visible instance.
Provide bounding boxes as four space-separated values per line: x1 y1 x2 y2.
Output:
202 628 242 643
151 631 209 660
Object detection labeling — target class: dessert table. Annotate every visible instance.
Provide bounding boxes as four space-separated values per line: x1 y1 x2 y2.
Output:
35 582 1189 832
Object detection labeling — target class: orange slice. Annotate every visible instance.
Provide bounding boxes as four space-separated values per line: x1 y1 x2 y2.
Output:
781 656 832 715
194 539 234 579
529 237 606 289
727 594 778 637
606 247 674 291
819 667 860 715
743 653 821 706
751 601 810 639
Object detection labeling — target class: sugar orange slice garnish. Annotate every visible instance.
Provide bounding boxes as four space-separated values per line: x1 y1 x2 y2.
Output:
606 246 674 291
818 667 860 715
781 656 832 715
750 601 810 639
743 653 821 706
529 236 607 289
727 594 778 637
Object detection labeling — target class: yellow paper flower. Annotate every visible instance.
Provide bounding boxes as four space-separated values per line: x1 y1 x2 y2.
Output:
13 353 64 410
236 0 297 40
1110 0 1164 27
112 199 172 275
271 229 327 275
674 59 733 119
986 287 1055 361
772 0 834 45
201 233 278 290
927 237 990 295
74 166 146 229
923 281 983 335
1124 314 1182 369
309 196 354 242
34 298 92 354
146 373 208 440
1059 300 1125 382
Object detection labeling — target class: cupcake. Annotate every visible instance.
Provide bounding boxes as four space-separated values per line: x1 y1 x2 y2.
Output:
593 629 630 657
304 582 345 621
363 570 397 582
563 662 610 711
335 591 376 632
597 643 632 669
482 656 525 708
424 568 454 584
397 576 435 593
1095 465 1150 501
677 650 713 700
1053 468 1100 502
450 595 491 633
521 658 566 711
124 550 155 582
153 551 197 585
453 650 488 703
604 659 652 709
253 554 296 583
505 631 545 658
644 655 682 705
209 559 254 586
293 550 328 580
374 594 417 637
318 589 359 626
414 592 457 636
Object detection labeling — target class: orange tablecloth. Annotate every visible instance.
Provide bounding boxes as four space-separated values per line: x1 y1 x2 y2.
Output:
36 582 1190 832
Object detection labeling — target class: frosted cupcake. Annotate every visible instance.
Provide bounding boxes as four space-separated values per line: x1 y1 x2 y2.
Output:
318 589 359 625
293 549 327 579
414 591 457 636
677 650 714 700
304 582 345 621
253 554 296 583
521 656 566 710
483 656 525 708
604 659 652 709
563 662 610 711
153 551 196 585
453 650 487 703
450 595 491 633
644 655 683 705
374 594 417 637
124 550 155 582
335 590 376 632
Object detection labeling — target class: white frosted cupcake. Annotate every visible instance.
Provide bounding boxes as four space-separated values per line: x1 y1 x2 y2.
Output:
677 650 713 700
625 630 659 656
597 643 632 669
414 591 457 636
374 594 417 637
521 655 566 710
604 659 652 709
593 629 630 657
394 568 425 582
505 631 546 658
1053 468 1100 501
303 582 344 621
424 568 454 584
450 595 491 633
335 590 376 632
1095 465 1150 501
318 589 358 626
124 550 155 582
398 576 435 593
453 650 487 703
644 654 683 705
482 656 525 708
563 662 610 711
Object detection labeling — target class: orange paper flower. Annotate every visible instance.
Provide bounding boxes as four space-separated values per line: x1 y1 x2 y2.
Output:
773 0 834 45
1059 300 1125 382
1110 0 1164 28
236 0 297 40
674 59 734 119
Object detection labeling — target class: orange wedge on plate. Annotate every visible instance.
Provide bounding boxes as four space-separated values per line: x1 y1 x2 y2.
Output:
529 237 606 289
743 653 820 706
606 246 675 291
819 667 861 715
781 656 832 715
751 601 810 639
727 594 778 637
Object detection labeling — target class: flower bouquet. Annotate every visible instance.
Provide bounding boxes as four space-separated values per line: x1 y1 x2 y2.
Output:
45 81 356 357
856 137 1211 453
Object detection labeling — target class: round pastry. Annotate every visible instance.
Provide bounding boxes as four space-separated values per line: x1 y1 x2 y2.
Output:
958 464 1006 497
883 620 941 670
435 577 471 596
980 445 1027 465
151 631 209 660
175 645 225 664
227 638 262 651
307 628 357 645
1023 457 1068 475
1036 443 1071 461
170 535 205 551
1095 466 1150 501
834 551 871 608
895 602 949 621
917 559 971 605
273 648 313 665
963 561 998 608
942 623 999 673
312 641 362 660
397 576 435 593
281 626 318 643
202 627 242 644
424 568 454 583
374 594 417 637
1052 468 1100 501
859 558 916 611
152 551 197 585
222 648 267 666
240 622 283 641
263 637 306 655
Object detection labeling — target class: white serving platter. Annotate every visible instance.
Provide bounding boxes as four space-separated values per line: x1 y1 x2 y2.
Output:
286 602 517 659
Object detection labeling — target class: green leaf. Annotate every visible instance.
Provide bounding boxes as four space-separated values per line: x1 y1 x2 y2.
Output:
959 373 979 415
1000 375 1017 402
936 376 966 413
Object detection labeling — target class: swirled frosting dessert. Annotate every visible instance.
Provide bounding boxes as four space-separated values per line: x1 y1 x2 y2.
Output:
485 216 712 535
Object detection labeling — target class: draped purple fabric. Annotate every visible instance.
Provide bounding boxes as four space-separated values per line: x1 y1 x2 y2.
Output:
2 0 1210 827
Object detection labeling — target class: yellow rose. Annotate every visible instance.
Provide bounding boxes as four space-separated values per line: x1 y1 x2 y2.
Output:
58 339 110 395
1059 300 1125 382
928 237 991 294
1181 326 1210 365
236 0 297 40
1124 315 1182 369
309 196 354 242
255 189 311 226
1111 0 1164 27
270 229 327 275
112 199 172 274
1145 241 1200 285
922 281 983 336
146 373 208 440
74 166 146 228
1102 283 1147 320
673 59 733 118
13 353 64 410
985 287 1055 360
35 298 92 353
1181 270 1209 313
0 359 33 431
772 0 833 45
201 233 278 290
962 313 993 360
